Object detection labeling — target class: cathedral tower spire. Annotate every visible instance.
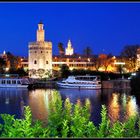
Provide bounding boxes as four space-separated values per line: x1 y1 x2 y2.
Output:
65 39 74 55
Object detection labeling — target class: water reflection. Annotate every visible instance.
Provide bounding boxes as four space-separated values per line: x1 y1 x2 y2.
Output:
28 89 53 123
58 88 140 125
108 93 120 122
0 88 139 126
126 96 138 118
0 88 29 121
104 89 138 123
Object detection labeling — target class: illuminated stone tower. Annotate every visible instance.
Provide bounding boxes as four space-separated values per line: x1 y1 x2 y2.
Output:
28 22 52 78
65 40 74 55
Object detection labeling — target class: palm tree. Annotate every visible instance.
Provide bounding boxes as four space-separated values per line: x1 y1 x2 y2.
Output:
83 46 92 56
58 42 64 56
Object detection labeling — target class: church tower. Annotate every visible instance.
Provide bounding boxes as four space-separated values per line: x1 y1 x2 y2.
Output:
28 22 52 78
65 40 74 55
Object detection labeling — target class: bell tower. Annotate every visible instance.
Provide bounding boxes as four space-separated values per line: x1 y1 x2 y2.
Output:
28 21 52 78
65 40 74 55
37 21 45 42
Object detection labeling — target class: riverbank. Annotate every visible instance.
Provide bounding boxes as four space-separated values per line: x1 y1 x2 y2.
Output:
29 80 57 89
102 79 131 89
29 79 131 90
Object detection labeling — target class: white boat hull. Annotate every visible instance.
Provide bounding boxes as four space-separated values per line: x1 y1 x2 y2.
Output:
0 84 28 88
57 82 101 89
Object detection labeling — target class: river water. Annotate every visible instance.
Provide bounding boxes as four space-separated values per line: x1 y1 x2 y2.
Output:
0 88 139 126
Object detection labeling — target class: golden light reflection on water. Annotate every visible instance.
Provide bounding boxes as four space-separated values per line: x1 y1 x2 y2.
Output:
27 89 139 125
108 93 120 122
28 89 53 123
108 92 138 123
126 96 138 118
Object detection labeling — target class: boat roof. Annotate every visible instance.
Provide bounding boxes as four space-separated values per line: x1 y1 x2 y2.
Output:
0 78 23 80
69 75 100 77
0 74 19 78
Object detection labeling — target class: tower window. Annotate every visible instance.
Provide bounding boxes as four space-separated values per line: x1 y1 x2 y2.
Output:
35 51 37 53
46 61 48 64
41 51 43 53
34 60 37 64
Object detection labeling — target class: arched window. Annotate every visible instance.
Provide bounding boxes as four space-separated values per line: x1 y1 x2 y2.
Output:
34 60 37 64
46 61 48 64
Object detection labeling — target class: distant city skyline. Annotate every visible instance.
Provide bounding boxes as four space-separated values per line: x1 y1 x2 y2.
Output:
0 2 140 57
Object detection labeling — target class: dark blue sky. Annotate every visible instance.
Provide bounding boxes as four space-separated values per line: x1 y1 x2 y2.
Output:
0 2 140 57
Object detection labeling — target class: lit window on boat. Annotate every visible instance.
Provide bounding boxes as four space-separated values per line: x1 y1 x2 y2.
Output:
7 80 11 84
12 80 16 84
17 80 21 84
2 80 5 84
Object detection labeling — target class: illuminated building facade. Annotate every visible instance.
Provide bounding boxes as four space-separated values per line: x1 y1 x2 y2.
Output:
136 48 140 70
28 22 52 78
52 54 116 72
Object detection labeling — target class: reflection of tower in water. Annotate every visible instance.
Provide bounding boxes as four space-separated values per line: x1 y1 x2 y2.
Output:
28 89 53 123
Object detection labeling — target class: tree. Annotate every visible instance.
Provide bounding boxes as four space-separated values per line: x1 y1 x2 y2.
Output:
58 42 64 56
120 45 139 72
0 57 6 73
93 55 102 71
6 52 20 71
101 54 115 72
60 64 70 78
83 46 92 56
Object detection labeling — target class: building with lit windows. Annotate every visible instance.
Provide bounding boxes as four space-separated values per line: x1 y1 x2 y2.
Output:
136 48 140 70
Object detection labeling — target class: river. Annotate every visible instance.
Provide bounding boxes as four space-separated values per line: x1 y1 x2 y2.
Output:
0 88 139 126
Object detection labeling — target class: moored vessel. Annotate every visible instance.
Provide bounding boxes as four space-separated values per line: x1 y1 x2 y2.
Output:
57 75 102 89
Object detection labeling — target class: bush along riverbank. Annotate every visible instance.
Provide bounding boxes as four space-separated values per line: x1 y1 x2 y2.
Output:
0 91 140 138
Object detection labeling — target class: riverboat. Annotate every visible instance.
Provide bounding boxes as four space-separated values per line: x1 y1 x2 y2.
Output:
57 75 102 89
0 74 31 88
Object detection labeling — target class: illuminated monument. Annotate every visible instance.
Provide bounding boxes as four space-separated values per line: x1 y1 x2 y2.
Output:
28 22 52 78
65 40 74 55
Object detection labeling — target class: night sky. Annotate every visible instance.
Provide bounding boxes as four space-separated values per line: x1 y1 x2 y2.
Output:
0 2 140 57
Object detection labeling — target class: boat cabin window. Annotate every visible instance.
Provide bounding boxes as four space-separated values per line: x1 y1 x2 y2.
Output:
75 76 97 81
97 77 101 80
7 80 11 84
1 80 5 84
17 80 21 84
12 80 16 84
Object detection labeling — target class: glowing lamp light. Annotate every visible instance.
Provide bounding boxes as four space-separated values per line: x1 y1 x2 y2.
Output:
5 68 9 71
114 62 125 65
131 73 136 76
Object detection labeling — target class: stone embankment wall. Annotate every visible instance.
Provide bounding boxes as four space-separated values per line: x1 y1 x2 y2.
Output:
102 79 131 89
